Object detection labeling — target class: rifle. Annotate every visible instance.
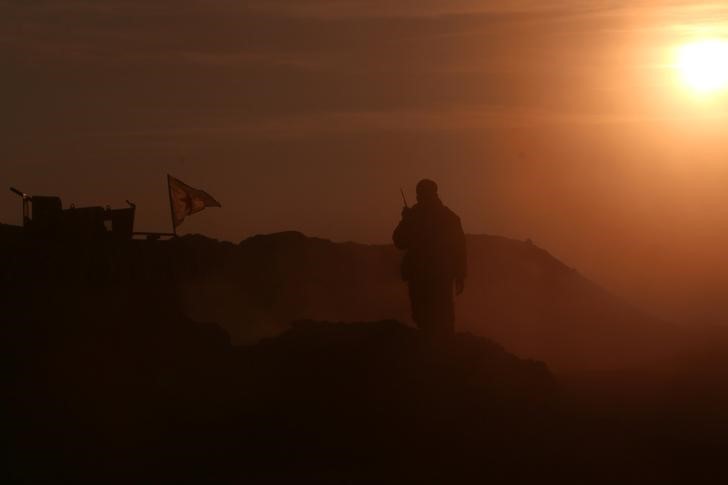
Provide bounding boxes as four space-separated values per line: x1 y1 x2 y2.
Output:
400 188 409 209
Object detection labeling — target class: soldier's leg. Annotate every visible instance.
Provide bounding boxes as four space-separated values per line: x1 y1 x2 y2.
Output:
408 279 428 330
409 277 452 337
409 279 432 332
431 277 455 336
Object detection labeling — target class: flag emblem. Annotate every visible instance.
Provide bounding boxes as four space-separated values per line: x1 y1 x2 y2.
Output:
168 174 221 229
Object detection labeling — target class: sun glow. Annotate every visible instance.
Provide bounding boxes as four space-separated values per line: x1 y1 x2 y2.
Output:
677 39 728 94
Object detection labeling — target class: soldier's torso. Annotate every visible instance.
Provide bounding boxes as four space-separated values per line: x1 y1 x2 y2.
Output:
402 202 460 281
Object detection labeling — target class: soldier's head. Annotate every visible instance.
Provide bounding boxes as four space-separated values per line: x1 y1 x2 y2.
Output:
416 179 439 204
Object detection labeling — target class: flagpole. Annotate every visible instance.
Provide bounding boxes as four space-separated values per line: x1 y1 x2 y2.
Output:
167 174 177 237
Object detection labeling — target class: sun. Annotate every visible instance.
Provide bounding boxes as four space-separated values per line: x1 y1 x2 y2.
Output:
676 39 728 94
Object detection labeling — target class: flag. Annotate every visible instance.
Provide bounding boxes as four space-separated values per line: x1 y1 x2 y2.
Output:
167 174 221 228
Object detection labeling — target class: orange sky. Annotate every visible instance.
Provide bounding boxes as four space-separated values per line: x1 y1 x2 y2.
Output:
2 0 728 323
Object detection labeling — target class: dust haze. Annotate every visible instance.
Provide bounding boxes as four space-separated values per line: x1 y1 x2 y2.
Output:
3 0 728 324
5 1 728 483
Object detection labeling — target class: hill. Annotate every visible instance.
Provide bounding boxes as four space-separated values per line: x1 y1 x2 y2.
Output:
0 224 678 369
175 231 676 370
2 244 557 483
4 224 728 483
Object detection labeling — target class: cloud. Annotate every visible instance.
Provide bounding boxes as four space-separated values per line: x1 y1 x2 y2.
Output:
3 0 728 143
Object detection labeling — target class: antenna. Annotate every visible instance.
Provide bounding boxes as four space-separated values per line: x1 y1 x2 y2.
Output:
10 187 27 198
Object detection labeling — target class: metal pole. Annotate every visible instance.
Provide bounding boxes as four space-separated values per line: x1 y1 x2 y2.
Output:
167 174 177 237
9 187 30 226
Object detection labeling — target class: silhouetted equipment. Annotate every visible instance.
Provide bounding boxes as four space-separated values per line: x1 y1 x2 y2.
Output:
10 187 31 225
9 187 142 239
400 187 409 208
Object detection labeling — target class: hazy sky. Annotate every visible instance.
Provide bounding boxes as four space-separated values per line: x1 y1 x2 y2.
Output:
3 0 728 322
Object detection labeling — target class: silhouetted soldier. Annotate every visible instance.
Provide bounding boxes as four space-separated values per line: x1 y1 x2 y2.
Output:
393 179 467 337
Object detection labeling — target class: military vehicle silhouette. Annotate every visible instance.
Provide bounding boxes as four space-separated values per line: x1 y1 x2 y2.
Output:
9 187 171 240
